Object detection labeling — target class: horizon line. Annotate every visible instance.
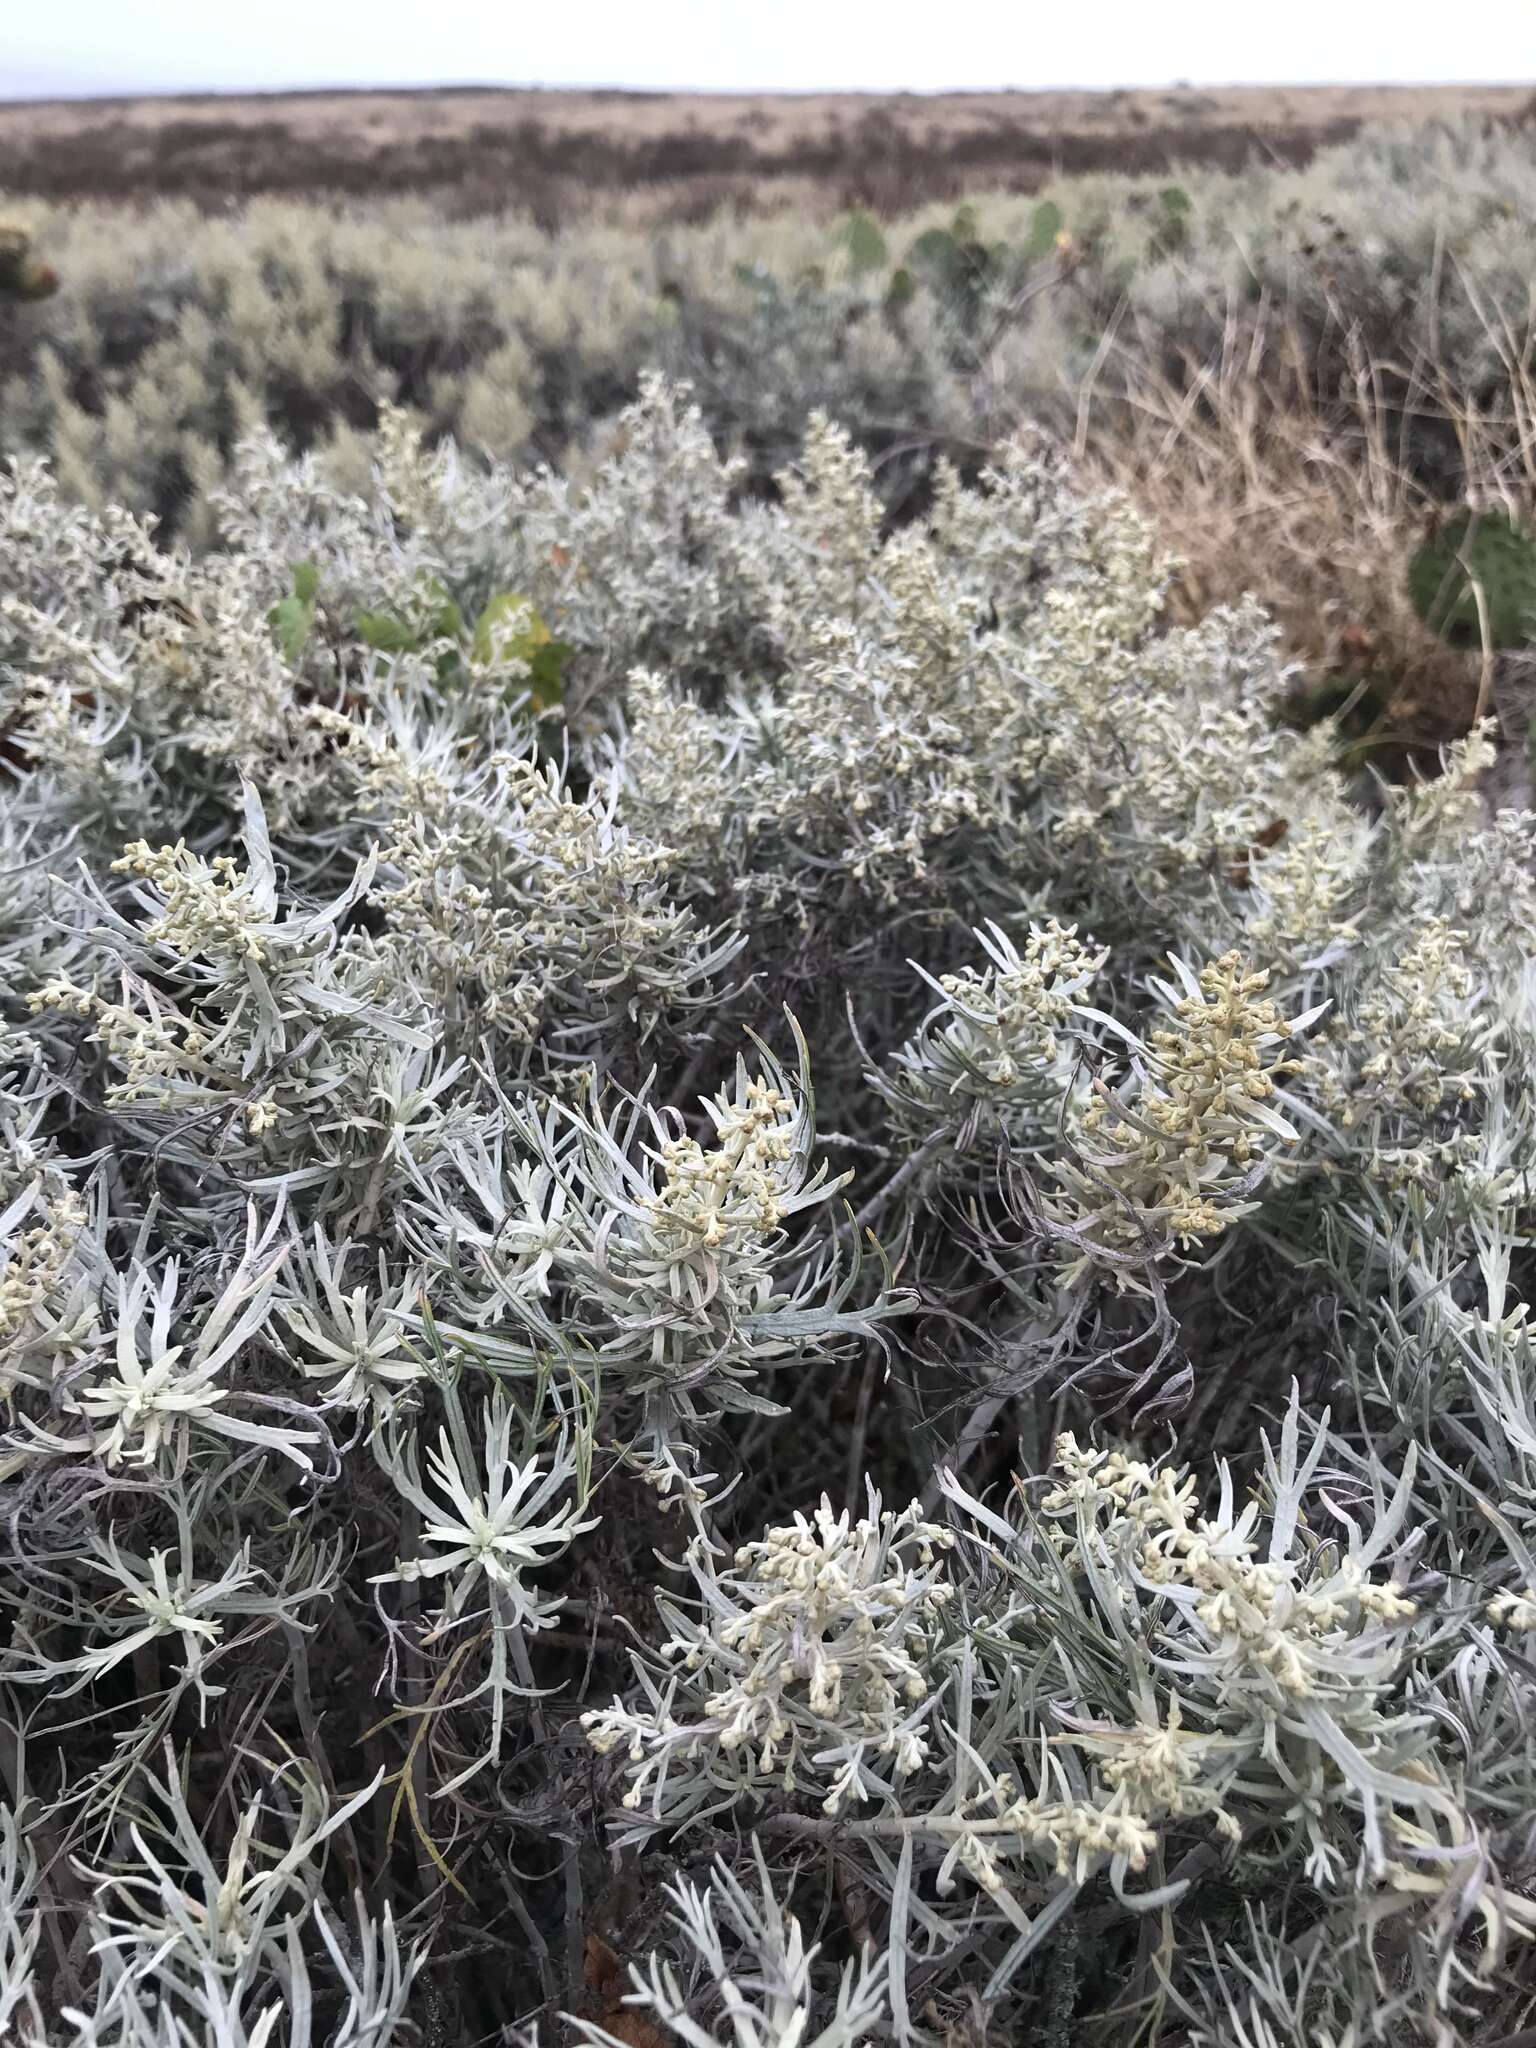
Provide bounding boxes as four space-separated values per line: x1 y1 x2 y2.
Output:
5 76 1533 108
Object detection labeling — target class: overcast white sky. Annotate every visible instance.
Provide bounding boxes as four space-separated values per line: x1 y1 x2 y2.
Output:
5 0 1536 98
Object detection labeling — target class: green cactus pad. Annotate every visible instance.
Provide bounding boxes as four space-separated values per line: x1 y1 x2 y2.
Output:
884 266 916 314
834 211 888 276
1023 200 1065 261
1408 508 1536 650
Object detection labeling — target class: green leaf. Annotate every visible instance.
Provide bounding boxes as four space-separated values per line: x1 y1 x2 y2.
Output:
472 593 569 709
472 592 545 668
527 640 571 710
267 560 322 660
356 611 420 653
355 579 464 657
418 575 464 643
268 595 314 663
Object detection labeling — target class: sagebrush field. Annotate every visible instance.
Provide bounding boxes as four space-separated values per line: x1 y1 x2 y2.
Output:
3 87 1536 2048
5 82 1529 213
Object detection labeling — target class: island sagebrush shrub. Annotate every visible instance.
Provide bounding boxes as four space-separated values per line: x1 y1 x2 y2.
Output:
3 376 1536 2045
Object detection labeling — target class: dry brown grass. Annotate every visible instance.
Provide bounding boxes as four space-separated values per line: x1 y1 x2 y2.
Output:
1073 286 1536 775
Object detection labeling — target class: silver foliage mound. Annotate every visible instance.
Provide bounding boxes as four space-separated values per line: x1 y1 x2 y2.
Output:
3 378 1535 2046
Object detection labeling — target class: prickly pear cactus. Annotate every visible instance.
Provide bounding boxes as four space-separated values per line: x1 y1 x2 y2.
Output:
884 265 916 314
1148 185 1193 258
1408 507 1536 650
1022 199 1066 262
833 211 888 277
906 208 1007 329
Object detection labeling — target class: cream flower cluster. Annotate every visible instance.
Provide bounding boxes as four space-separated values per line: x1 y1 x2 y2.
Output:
583 1496 954 1821
1052 952 1310 1274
